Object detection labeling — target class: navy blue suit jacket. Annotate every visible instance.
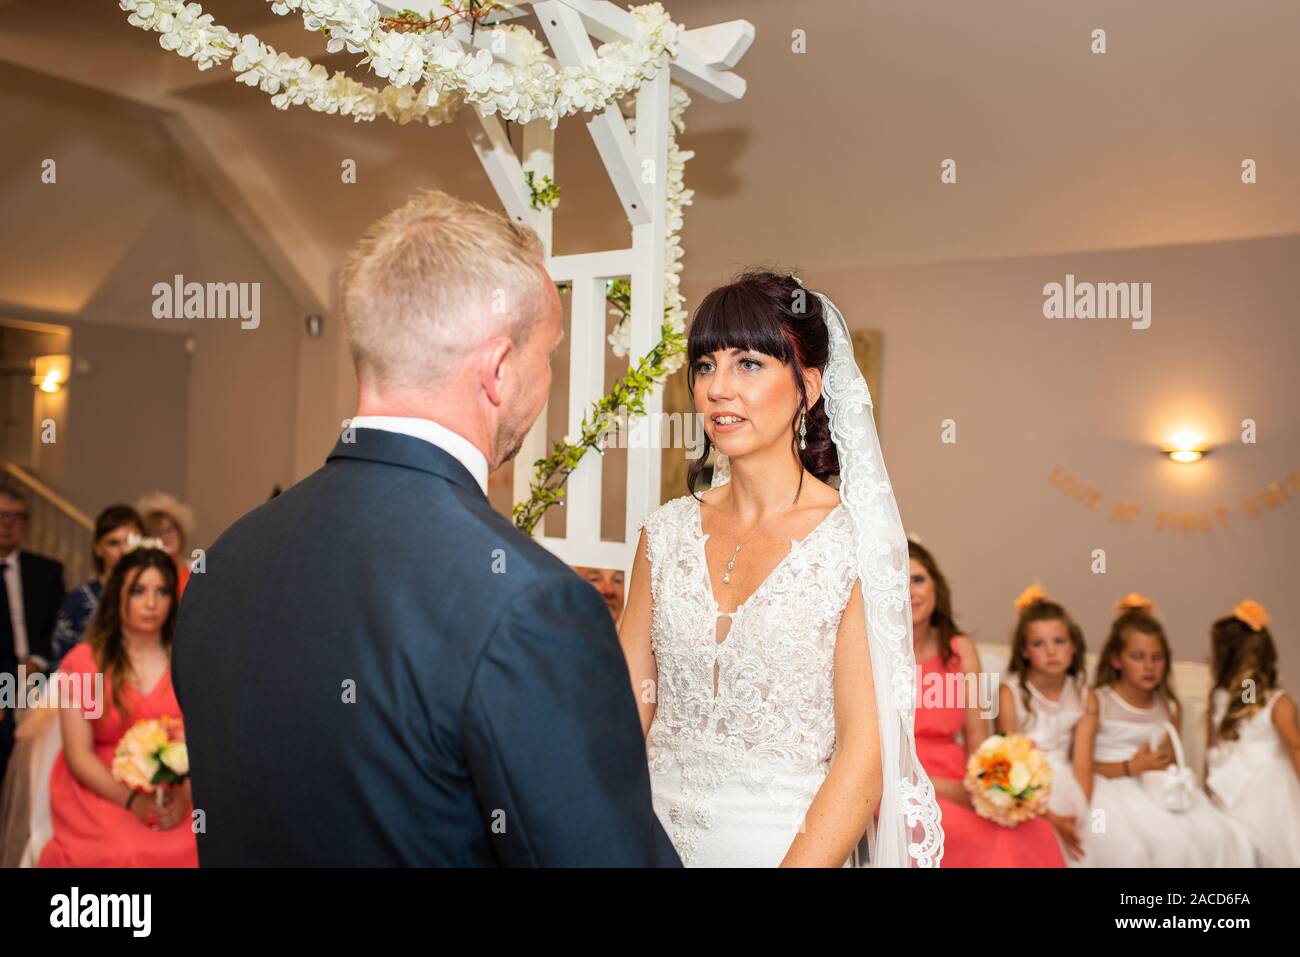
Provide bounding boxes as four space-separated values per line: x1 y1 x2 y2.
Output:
173 428 679 867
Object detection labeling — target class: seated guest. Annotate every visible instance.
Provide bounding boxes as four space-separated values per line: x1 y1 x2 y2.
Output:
51 505 142 664
39 539 196 867
0 481 65 780
135 492 196 600
908 541 1065 867
573 566 625 624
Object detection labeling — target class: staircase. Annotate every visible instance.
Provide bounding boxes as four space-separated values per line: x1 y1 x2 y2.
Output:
2 463 93 587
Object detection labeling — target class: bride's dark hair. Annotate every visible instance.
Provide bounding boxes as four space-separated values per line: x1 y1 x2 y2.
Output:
686 268 837 497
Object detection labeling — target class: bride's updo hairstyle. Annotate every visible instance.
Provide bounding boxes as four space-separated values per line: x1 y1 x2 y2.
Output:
686 268 837 496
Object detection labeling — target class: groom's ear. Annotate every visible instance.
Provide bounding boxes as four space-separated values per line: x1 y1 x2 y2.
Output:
802 367 823 409
478 335 513 408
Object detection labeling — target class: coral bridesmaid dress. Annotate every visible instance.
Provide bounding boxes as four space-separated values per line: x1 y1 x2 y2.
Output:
915 653 1065 867
38 643 198 868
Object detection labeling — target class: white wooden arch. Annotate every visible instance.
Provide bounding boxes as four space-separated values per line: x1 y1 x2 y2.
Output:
380 1 753 574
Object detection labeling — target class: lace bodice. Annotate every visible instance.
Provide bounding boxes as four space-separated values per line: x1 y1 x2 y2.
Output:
639 494 859 864
1093 686 1174 763
1004 673 1085 757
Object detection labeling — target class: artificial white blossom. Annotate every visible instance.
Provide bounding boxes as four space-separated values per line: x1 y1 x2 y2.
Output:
262 0 679 127
122 0 678 131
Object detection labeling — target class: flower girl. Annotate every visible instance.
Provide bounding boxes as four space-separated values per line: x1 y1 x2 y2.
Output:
1206 600 1300 867
996 584 1090 865
1075 594 1255 867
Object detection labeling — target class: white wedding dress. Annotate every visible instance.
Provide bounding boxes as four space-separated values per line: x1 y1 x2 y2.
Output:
638 493 859 867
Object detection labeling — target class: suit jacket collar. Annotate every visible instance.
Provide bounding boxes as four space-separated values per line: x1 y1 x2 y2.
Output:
326 427 486 499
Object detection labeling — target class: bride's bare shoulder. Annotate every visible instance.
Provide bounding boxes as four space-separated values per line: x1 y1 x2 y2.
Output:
697 485 727 507
800 474 842 514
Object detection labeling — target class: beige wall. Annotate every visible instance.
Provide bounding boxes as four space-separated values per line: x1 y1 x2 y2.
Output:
678 233 1300 668
60 319 189 516
0 63 308 547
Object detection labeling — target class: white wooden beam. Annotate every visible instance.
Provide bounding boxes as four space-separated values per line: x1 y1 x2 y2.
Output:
564 274 605 543
681 20 755 70
461 110 540 231
533 536 633 573
624 66 669 545
535 0 651 226
547 249 637 283
548 0 750 103
668 42 747 103
522 120 555 254
509 118 555 513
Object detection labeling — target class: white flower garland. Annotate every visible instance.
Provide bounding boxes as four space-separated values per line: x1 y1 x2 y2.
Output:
119 1 679 128
607 82 693 374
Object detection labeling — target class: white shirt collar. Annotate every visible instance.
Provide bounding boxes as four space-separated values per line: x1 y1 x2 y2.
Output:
348 415 489 497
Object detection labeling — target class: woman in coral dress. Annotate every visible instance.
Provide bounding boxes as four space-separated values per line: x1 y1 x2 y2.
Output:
39 541 196 868
909 543 1064 867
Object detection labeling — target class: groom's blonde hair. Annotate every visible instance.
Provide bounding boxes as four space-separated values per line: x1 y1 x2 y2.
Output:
340 189 547 390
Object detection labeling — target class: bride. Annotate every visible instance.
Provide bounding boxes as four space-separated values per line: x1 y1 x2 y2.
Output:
619 269 943 867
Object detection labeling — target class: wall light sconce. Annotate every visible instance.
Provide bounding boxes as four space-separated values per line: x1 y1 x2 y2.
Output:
31 354 71 394
1163 432 1210 464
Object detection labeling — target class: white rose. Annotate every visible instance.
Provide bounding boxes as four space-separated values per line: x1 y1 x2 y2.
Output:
160 742 189 776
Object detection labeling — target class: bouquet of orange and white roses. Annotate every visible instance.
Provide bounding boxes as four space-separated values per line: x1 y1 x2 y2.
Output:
964 733 1052 827
111 715 189 794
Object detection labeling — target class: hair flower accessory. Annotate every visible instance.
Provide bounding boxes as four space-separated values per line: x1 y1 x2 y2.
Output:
124 532 168 555
1013 582 1049 611
1115 592 1154 613
1232 599 1270 632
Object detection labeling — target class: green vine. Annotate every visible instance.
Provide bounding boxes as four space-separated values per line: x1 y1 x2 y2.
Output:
511 312 684 536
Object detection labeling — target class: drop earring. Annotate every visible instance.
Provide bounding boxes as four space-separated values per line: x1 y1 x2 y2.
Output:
799 413 807 450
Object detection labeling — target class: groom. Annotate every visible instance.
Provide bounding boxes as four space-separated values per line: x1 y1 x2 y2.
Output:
173 191 679 867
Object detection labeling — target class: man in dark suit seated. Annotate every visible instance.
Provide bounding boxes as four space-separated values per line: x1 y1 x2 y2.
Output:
0 482 66 778
174 190 679 867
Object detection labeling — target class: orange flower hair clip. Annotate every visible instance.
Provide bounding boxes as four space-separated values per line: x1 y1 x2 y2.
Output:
1232 600 1271 633
1115 592 1153 613
1014 582 1049 611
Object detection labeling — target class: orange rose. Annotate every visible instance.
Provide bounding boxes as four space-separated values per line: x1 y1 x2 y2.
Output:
1233 599 1270 633
1014 582 1049 611
1115 592 1153 613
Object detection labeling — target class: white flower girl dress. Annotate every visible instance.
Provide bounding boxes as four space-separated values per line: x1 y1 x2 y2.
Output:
1085 686 1255 867
1206 688 1300 867
1003 673 1090 866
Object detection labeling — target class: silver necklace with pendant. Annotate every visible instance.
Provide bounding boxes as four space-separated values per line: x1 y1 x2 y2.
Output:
720 501 795 585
